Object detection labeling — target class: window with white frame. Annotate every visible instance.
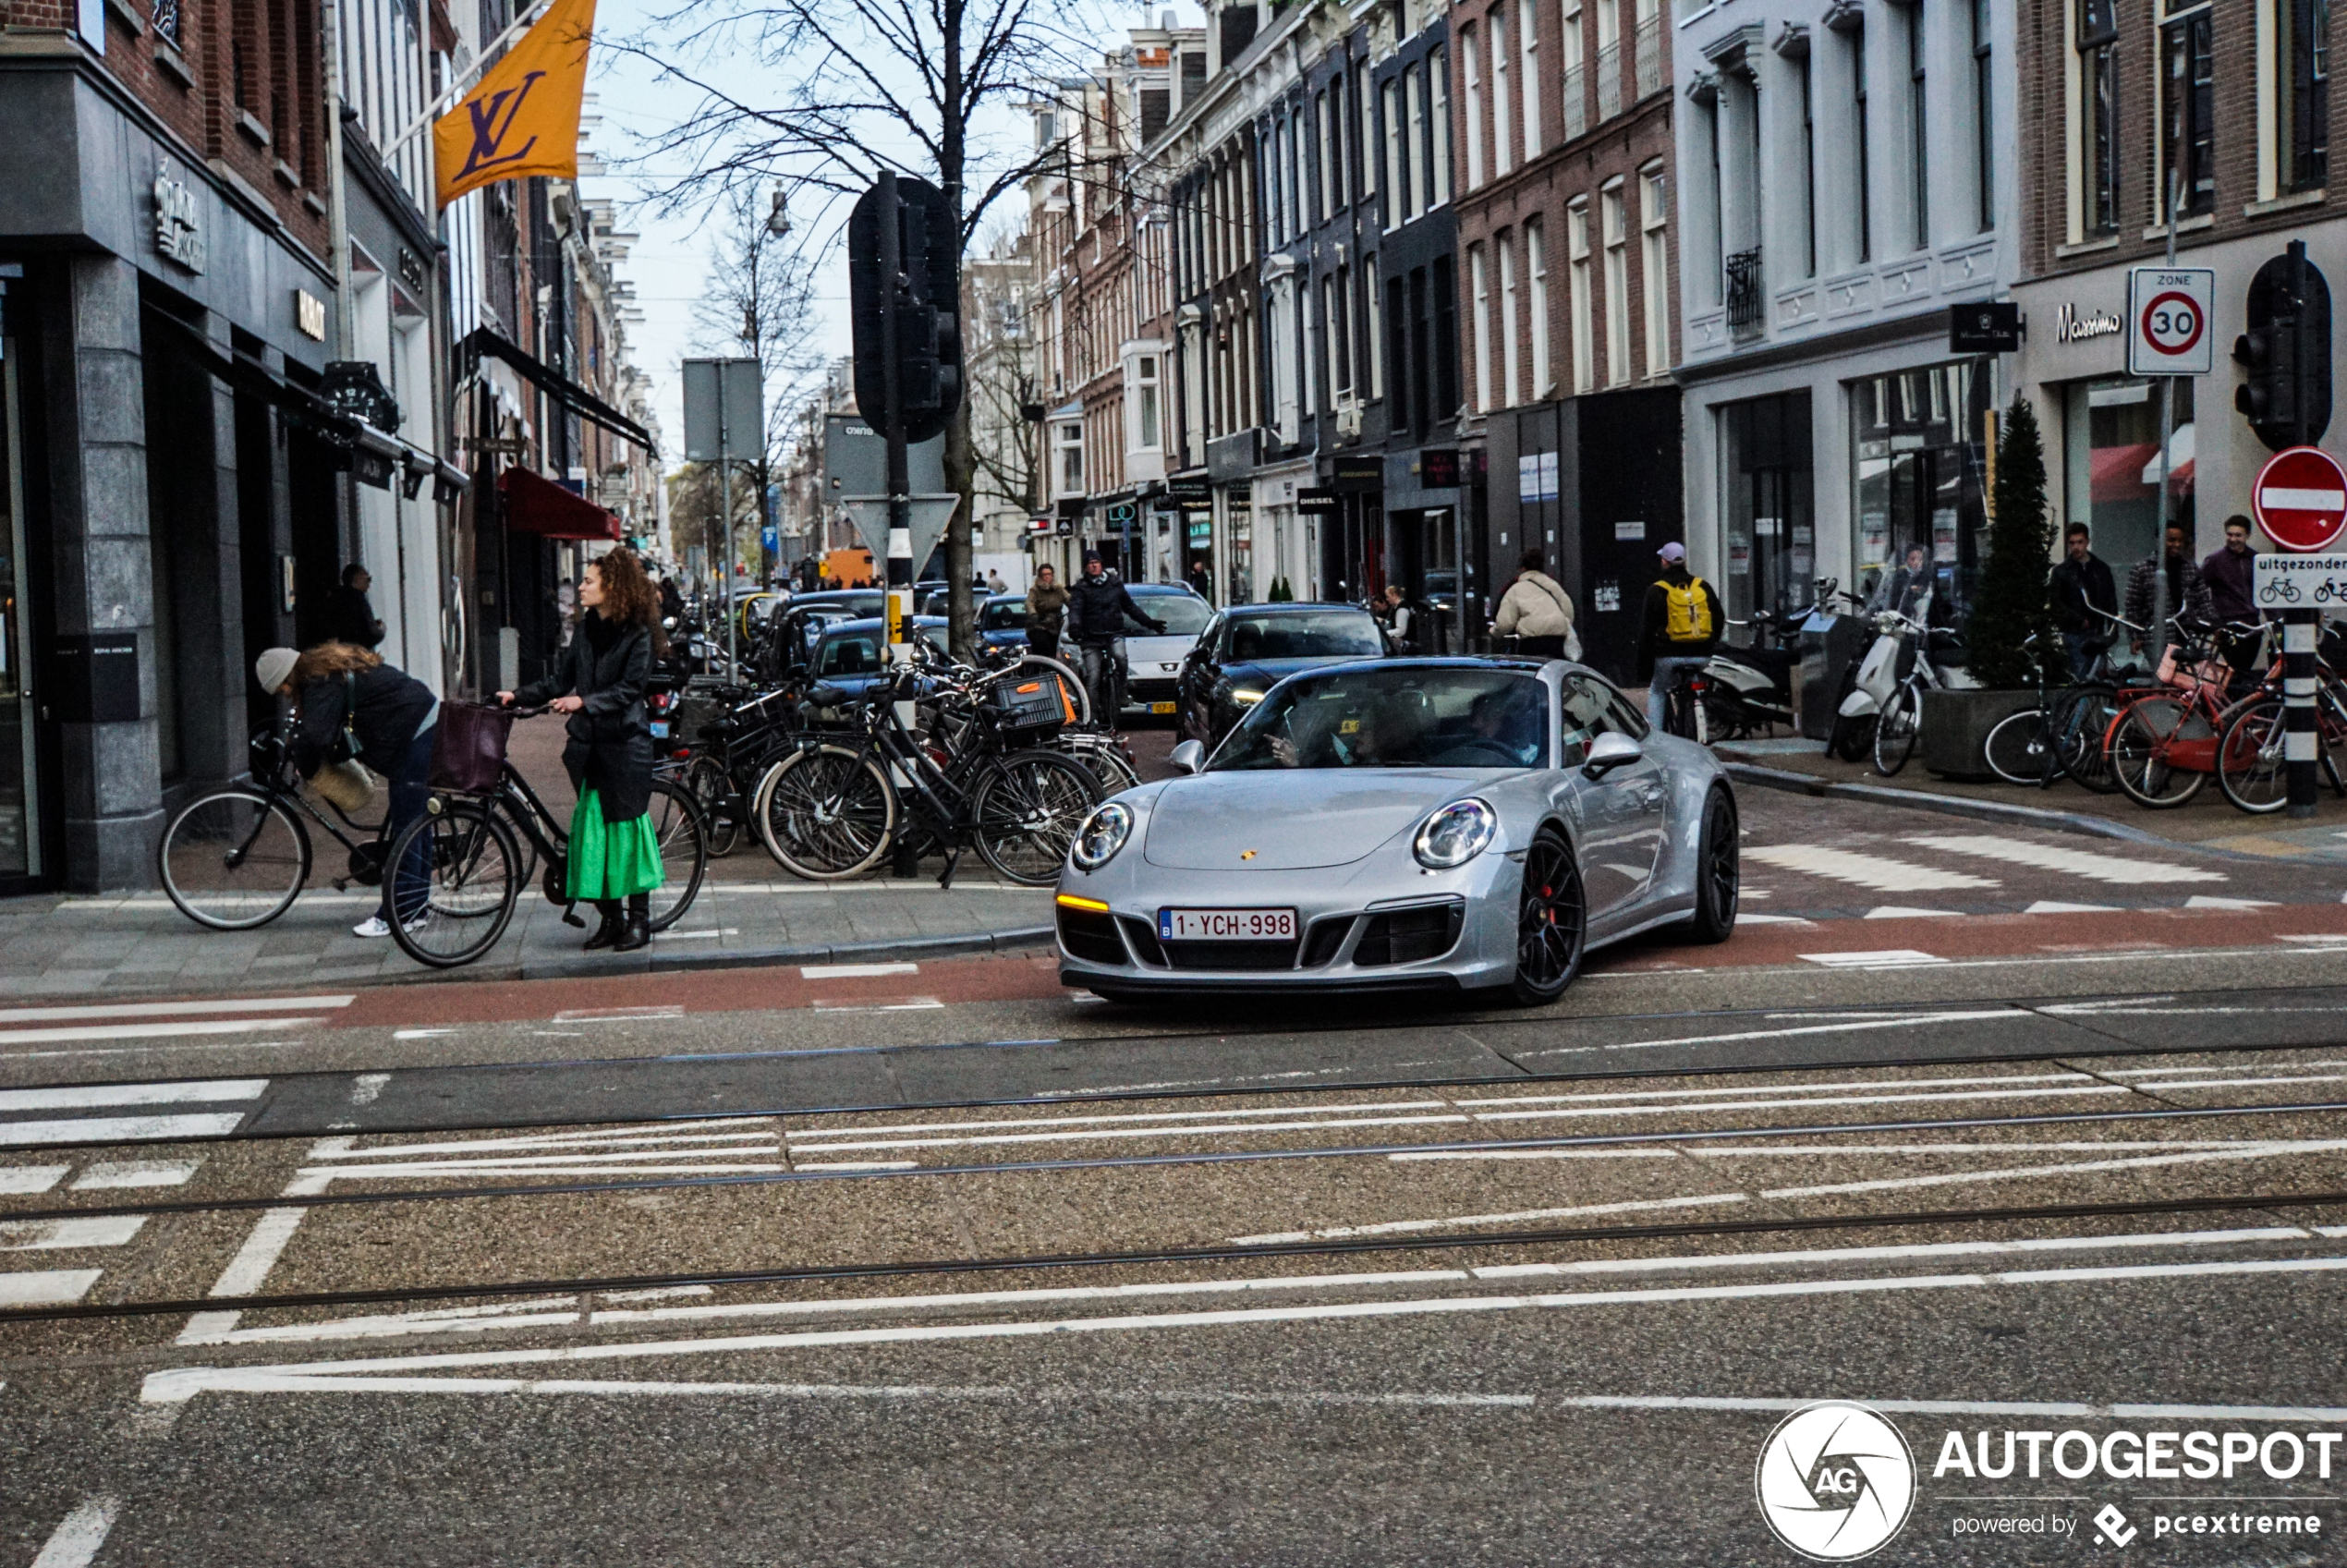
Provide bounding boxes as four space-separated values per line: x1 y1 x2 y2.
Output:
1317 89 1335 216
1563 0 1587 139
1499 230 1521 407
1638 164 1668 378
1359 64 1377 197
1301 283 1318 418
1602 181 1628 385
1322 274 1344 399
1332 264 1353 394
1568 198 1594 394
1521 0 1542 158
1292 106 1308 233
2159 0 2212 219
1057 420 1085 495
1491 13 1514 175
2280 0 2329 192
1430 47 1452 205
1470 243 1493 412
1973 0 1996 228
1596 0 1622 119
1526 218 1551 395
1137 355 1161 449
1383 78 1405 224
1464 24 1486 188
2077 0 2119 236
1907 0 1929 250
1364 252 1384 397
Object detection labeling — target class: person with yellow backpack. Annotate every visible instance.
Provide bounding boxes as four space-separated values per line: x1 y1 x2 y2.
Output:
1636 541 1724 733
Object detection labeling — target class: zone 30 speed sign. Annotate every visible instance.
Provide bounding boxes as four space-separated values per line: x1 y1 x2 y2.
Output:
2128 266 2217 376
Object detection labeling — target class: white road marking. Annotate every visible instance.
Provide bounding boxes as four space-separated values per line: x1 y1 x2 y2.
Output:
348 1074 390 1105
2184 895 2279 910
1863 906 1963 919
651 928 741 941
180 1136 350 1341
305 1160 791 1180
782 1112 1471 1155
146 1374 1534 1405
1394 1139 2280 1162
1799 949 1949 969
789 1100 1451 1141
0 1269 101 1306
789 1161 920 1171
0 1079 266 1112
1467 1227 2310 1280
1746 845 2000 891
0 995 347 1023
2024 900 2122 914
598 1286 715 1303
592 1269 1475 1326
1759 1140 2347 1199
0 1113 248 1147
315 1123 778 1158
1902 834 2228 885
1733 913 1814 924
802 962 920 978
0 1164 68 1193
1556 1395 2347 1423
393 1028 458 1039
1453 1070 2094 1108
0 1018 321 1045
181 1296 585 1346
1467 1081 2129 1124
810 998 945 1012
140 1255 2347 1404
70 1160 199 1190
29 1496 120 1568
1542 1011 2026 1056
0 1216 148 1250
553 1005 684 1022
1228 1192 1749 1246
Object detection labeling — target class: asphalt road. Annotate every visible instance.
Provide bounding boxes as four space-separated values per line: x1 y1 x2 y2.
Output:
4 789 2347 1564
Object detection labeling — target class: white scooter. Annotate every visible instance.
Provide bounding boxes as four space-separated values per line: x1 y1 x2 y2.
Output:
1831 596 1969 772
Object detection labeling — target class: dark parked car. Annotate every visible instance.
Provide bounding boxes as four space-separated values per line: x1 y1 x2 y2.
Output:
977 593 1031 655
763 591 886 678
804 615 951 704
1176 602 1391 748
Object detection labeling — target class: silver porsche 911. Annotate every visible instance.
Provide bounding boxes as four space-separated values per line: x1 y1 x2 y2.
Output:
1053 658 1739 1005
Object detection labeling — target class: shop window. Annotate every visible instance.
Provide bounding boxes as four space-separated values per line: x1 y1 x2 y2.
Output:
1720 393 1815 622
2061 377 2195 586
1850 360 1992 624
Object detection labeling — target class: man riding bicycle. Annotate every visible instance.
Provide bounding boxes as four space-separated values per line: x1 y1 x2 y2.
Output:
1065 550 1165 729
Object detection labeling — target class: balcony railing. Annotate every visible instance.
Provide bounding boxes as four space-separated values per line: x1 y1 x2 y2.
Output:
1563 64 1587 140
1634 13 1662 98
1724 247 1764 339
1596 41 1623 120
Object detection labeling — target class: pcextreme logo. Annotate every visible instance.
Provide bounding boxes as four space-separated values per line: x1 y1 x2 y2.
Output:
1756 1402 1918 1561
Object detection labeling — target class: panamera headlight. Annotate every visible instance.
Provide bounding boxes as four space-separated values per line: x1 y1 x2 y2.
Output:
1071 800 1134 871
1231 687 1267 705
1414 798 1497 869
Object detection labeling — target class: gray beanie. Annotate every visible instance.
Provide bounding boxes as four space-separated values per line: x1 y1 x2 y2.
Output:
254 647 298 694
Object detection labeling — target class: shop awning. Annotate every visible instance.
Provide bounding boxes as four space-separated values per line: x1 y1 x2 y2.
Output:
500 466 621 541
463 326 657 455
2139 422 2195 495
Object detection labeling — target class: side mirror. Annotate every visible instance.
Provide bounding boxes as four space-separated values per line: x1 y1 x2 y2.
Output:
1582 731 1645 780
1170 738 1207 775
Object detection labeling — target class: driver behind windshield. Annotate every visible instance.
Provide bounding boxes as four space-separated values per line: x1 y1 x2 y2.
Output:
1453 684 1546 766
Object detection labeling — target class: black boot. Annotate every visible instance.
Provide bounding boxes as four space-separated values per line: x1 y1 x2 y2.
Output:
614 892 651 953
582 900 625 951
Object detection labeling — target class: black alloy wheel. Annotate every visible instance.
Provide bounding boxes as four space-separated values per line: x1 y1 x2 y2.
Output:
1684 787 1739 943
1510 827 1587 1006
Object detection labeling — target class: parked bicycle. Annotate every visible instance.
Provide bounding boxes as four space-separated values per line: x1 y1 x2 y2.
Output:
157 722 392 930
2104 618 2268 809
1981 623 2131 790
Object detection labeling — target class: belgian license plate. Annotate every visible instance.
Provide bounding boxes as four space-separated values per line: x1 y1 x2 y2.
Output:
1150 700 1176 714
1159 907 1296 942
649 721 671 738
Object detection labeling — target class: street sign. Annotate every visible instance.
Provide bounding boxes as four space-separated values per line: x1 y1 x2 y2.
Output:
840 495 962 572
2127 267 2216 376
681 358 762 463
2253 552 2347 608
2251 445 2347 553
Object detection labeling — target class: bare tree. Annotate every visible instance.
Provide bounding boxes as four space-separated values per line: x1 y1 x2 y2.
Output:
614 0 1094 651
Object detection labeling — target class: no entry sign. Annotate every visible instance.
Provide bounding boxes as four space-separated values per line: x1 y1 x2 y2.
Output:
2127 267 2217 376
2253 445 2347 553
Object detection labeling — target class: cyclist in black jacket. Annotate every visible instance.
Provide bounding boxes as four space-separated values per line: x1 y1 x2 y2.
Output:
1064 551 1165 725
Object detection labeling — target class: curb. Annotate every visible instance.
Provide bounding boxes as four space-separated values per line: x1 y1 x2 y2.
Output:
1720 762 2292 864
517 924 1060 982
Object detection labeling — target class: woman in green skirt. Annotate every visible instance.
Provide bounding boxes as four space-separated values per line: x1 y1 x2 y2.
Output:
500 549 666 952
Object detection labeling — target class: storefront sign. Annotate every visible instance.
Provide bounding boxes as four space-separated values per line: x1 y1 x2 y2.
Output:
295 289 327 341
1614 519 1646 541
2254 553 2347 605
152 164 205 274
2128 267 2216 376
1948 301 2021 354
2055 302 2122 343
1330 455 1382 492
1295 487 1343 515
1517 451 1559 502
1417 448 1460 489
1165 473 1210 504
2252 446 2347 553
54 635 140 724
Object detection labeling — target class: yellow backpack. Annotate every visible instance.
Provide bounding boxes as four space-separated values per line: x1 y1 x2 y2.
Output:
1660 577 1714 643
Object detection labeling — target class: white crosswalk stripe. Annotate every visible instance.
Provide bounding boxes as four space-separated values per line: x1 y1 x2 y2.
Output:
1901 834 2227 885
1745 845 2000 892
0 1077 265 1148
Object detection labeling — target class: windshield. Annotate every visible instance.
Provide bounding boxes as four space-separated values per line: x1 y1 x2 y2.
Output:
1133 594 1213 637
1212 668 1550 771
980 599 1026 631
1222 610 1384 662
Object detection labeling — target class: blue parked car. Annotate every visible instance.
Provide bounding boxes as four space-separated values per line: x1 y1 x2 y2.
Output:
805 615 952 703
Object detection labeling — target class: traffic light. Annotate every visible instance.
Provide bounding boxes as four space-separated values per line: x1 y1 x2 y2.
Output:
2234 241 2332 453
848 176 964 444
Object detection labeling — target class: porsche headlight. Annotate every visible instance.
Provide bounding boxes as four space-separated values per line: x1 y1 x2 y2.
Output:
1230 687 1267 705
1071 800 1133 871
1414 798 1497 869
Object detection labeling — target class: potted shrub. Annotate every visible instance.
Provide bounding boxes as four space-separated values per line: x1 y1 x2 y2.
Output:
1926 395 2060 779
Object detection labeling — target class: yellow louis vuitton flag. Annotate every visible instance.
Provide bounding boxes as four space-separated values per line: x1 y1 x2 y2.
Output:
432 0 596 209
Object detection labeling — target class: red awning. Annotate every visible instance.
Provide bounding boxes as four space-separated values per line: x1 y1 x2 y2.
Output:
499 466 621 541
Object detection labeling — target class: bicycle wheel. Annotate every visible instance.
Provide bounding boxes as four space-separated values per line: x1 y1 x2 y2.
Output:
970 750 1101 884
388 799 522 968
1051 733 1143 796
158 789 310 930
1873 684 1922 775
680 753 740 857
2110 699 2207 808
755 744 897 880
643 780 709 931
2217 699 2292 814
1983 708 2059 786
2054 686 2122 794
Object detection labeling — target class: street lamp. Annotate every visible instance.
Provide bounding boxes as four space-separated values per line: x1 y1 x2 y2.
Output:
767 185 791 238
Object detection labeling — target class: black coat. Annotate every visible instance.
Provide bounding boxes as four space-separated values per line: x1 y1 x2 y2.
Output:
290 662 434 778
2049 554 2119 634
321 586 383 648
515 612 654 822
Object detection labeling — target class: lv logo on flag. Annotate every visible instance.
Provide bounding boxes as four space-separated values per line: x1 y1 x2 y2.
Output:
432 0 595 208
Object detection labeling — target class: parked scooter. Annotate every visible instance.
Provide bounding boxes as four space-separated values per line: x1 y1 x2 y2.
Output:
1830 597 1968 769
1703 577 1840 739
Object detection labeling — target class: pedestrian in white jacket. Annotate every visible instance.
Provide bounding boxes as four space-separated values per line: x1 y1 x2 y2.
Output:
1493 551 1578 659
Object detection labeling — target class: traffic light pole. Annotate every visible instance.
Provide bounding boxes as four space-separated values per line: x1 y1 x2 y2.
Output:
2286 239 2320 819
877 171 914 664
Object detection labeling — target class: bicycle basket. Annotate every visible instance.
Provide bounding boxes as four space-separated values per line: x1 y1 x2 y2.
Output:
429 701 517 793
985 671 1076 734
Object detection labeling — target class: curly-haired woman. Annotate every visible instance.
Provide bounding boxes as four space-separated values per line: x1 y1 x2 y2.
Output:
253 639 438 939
501 549 666 952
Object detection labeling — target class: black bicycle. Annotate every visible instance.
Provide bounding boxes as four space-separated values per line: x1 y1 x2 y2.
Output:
384 721 710 968
157 723 393 930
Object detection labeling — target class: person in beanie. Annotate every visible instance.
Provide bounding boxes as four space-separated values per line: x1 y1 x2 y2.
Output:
1493 549 1576 658
500 549 666 953
257 641 437 938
